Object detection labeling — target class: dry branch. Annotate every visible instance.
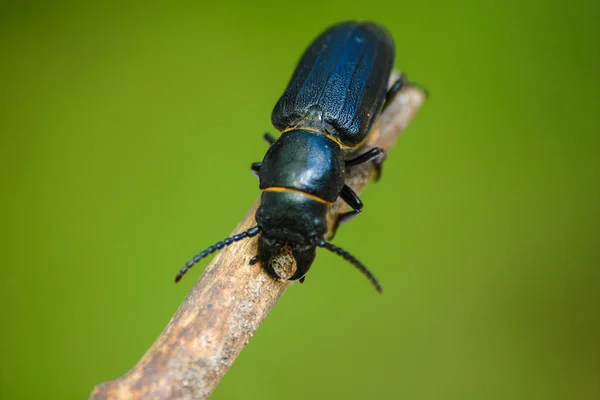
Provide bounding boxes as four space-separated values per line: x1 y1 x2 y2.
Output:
89 74 426 400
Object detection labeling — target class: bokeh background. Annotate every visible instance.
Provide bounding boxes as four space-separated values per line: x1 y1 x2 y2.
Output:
1 1 599 399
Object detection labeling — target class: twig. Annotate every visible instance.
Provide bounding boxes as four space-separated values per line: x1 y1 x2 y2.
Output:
89 73 426 399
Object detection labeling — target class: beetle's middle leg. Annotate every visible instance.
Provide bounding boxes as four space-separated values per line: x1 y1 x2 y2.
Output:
345 147 385 168
250 133 276 178
263 132 276 145
345 147 386 181
328 184 363 240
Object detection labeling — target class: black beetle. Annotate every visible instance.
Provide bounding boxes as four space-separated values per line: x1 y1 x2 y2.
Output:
176 21 409 292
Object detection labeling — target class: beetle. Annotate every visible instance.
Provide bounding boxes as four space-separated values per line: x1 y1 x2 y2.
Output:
175 21 409 292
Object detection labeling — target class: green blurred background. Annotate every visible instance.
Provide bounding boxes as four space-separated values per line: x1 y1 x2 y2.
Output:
1 1 599 399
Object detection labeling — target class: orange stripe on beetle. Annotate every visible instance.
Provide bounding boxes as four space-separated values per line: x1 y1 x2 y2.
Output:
263 187 332 205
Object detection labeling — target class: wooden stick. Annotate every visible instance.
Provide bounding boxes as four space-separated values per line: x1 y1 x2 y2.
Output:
89 74 426 400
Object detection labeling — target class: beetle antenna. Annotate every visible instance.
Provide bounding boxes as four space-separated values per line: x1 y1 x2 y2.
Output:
316 238 383 293
175 226 261 283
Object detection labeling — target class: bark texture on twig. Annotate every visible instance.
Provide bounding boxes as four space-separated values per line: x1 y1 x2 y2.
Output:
90 74 426 400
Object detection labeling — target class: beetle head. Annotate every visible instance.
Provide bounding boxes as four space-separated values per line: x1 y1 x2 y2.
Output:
255 190 328 244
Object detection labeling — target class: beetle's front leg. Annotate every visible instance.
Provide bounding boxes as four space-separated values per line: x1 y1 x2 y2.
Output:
328 185 363 240
250 162 261 179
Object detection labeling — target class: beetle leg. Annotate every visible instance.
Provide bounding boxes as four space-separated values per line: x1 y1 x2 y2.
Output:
345 147 385 168
372 161 384 182
263 132 276 145
252 133 276 178
251 162 261 179
339 185 363 213
328 185 363 240
383 75 430 112
382 76 407 112
345 147 386 181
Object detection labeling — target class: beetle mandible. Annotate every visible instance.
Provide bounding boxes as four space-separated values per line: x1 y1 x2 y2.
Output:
176 21 409 292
